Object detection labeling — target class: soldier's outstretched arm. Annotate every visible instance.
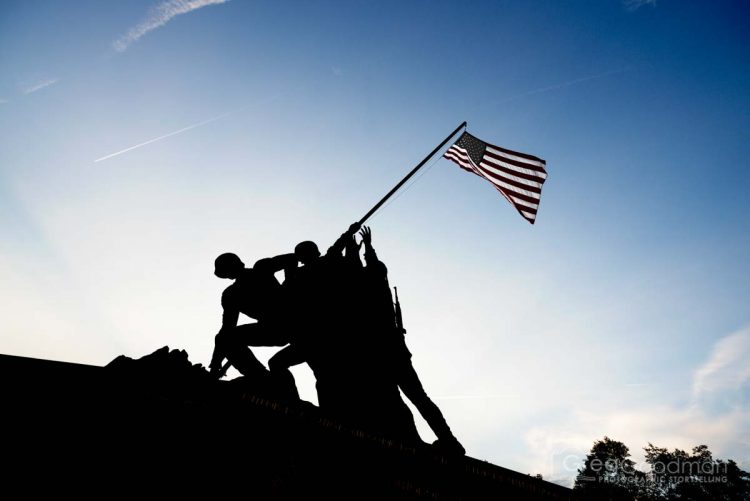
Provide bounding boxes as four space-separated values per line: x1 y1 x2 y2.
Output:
359 226 379 265
208 334 226 376
253 253 298 275
210 291 240 376
360 226 388 278
326 222 361 257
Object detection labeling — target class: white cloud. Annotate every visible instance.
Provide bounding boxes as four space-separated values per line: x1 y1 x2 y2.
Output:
0 98 8 104
693 327 750 412
625 0 657 11
113 0 230 52
22 78 60 95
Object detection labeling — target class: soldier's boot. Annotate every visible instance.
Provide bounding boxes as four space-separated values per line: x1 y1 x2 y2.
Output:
433 434 466 456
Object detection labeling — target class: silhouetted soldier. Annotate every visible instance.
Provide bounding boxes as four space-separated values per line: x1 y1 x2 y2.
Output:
359 226 465 455
269 223 363 386
259 223 421 443
210 252 299 387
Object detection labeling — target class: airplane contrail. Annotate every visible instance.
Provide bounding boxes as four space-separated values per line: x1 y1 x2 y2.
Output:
22 78 61 95
94 73 330 163
94 111 232 162
492 67 630 105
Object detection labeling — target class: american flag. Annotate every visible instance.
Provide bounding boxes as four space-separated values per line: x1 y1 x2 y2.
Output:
443 132 547 224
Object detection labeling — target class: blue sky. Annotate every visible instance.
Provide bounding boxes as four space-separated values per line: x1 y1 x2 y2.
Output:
1 0 748 485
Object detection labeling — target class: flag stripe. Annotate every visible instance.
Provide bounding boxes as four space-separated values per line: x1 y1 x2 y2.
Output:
494 186 538 222
477 169 541 201
444 148 483 177
484 148 547 174
480 159 546 185
486 144 546 166
505 194 539 210
491 185 538 222
479 161 544 190
482 154 547 180
494 187 517 208
444 147 473 167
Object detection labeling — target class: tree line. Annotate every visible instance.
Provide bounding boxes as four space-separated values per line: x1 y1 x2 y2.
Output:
573 436 749 500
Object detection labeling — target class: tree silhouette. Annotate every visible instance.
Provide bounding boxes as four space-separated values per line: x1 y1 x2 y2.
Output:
574 437 750 501
574 436 644 500
643 443 750 500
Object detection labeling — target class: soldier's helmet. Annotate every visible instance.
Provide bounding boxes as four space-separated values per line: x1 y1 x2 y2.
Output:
294 241 321 265
214 253 244 279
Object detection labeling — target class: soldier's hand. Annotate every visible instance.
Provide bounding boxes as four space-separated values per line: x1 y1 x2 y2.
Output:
347 222 362 234
359 226 372 245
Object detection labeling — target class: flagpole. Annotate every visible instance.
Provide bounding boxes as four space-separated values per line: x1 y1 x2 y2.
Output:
358 121 467 225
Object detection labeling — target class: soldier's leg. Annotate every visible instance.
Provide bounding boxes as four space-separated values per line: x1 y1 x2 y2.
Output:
214 328 266 377
268 345 306 371
215 322 291 377
267 345 306 401
235 322 290 347
397 358 464 454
